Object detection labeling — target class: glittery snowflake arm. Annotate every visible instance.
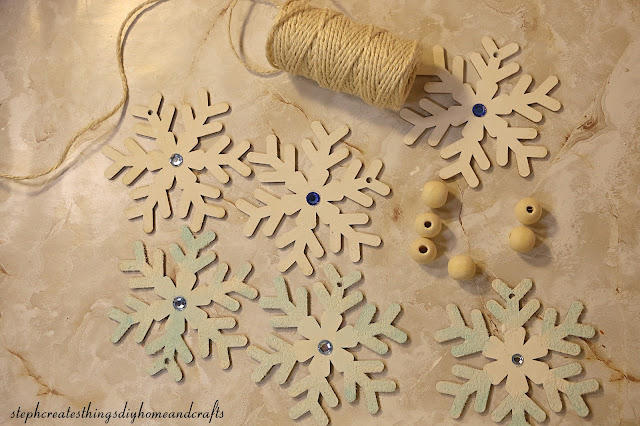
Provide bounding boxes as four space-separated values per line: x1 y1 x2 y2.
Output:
288 374 338 426
197 317 247 369
108 241 167 340
540 301 595 355
541 363 599 417
343 360 396 414
491 394 546 425
486 279 541 331
538 301 599 416
353 304 407 354
206 262 258 311
248 334 298 384
259 276 308 328
169 227 217 278
145 323 193 381
195 262 257 368
313 264 364 314
434 305 489 356
436 365 492 419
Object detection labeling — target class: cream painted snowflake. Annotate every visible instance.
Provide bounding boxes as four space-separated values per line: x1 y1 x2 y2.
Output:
400 37 561 188
108 226 258 381
435 278 599 425
103 88 251 233
248 264 407 425
236 121 390 276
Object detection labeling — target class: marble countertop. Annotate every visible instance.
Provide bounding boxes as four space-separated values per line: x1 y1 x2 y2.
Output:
1 0 639 424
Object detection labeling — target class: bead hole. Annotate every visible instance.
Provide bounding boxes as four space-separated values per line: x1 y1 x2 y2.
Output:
526 206 534 213
419 245 428 254
424 221 432 228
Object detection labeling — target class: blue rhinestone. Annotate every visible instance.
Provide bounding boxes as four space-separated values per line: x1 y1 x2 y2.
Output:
306 192 320 206
472 103 487 117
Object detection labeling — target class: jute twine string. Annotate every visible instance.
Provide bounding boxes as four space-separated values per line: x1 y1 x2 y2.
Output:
228 0 419 110
0 0 165 183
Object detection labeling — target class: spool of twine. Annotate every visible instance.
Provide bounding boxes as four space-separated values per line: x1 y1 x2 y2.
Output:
263 0 419 110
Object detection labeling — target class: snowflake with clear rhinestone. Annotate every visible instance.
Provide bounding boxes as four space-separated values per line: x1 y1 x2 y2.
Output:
248 264 406 425
435 278 599 424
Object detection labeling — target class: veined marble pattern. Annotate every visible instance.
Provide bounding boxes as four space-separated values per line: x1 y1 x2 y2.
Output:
0 0 638 424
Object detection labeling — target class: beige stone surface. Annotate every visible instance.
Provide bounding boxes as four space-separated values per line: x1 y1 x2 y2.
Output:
0 0 639 424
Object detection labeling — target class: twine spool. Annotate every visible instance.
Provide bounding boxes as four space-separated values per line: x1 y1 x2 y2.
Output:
263 0 419 110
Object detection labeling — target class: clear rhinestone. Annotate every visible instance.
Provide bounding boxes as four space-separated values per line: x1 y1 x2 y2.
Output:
512 353 524 366
169 153 183 167
318 340 333 355
173 296 187 311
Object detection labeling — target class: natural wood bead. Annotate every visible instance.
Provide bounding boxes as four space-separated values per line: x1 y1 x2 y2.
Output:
448 255 476 280
422 181 448 208
514 197 542 225
414 212 442 238
509 226 536 253
409 238 437 264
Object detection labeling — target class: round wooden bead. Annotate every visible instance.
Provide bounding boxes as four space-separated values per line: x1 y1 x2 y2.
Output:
448 255 476 280
514 197 542 225
414 212 442 238
509 226 536 253
409 238 437 264
422 181 448 208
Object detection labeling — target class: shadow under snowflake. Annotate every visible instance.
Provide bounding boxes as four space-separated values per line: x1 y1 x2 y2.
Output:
236 121 390 276
435 278 599 425
108 226 258 381
400 37 561 188
103 88 251 233
248 264 407 425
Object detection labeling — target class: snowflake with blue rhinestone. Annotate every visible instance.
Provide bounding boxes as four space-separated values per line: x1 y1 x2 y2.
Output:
435 278 599 425
236 121 390 276
400 37 561 188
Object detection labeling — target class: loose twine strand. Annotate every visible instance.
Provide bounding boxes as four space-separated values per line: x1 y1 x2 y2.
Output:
3 0 419 183
0 0 165 183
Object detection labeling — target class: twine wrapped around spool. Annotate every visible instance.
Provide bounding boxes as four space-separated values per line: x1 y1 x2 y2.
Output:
264 0 419 110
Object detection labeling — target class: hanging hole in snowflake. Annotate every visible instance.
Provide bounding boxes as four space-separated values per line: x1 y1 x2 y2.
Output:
306 192 321 206
164 358 171 364
526 206 534 213
318 340 334 355
169 153 183 167
508 294 516 299
511 353 524 366
336 282 342 288
366 177 373 183
472 103 487 117
493 51 499 58
147 109 153 115
173 296 187 310
419 245 429 254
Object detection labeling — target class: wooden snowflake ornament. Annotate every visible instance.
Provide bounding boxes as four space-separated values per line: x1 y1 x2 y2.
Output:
435 279 599 425
248 264 407 425
400 37 561 188
108 226 258 381
103 89 251 233
236 121 390 276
